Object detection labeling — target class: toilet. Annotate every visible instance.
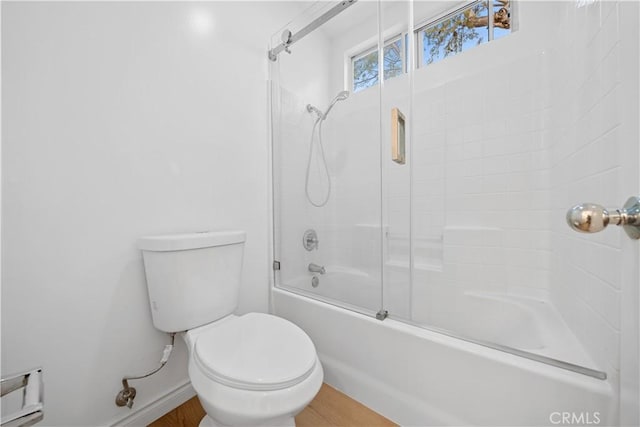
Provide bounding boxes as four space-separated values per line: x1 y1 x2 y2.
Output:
138 230 323 427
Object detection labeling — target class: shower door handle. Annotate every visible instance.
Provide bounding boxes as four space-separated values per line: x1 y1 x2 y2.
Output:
391 108 405 165
566 196 640 239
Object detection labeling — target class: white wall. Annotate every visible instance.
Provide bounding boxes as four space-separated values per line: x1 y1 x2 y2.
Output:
549 0 638 390
1 2 301 425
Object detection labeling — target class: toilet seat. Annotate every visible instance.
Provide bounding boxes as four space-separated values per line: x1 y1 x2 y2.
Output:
194 313 317 391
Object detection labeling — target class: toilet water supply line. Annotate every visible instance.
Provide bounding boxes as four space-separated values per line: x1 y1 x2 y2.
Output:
115 333 175 409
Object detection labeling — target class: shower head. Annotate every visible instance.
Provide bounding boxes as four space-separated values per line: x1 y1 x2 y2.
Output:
322 90 350 120
335 90 350 101
306 91 350 121
306 104 323 119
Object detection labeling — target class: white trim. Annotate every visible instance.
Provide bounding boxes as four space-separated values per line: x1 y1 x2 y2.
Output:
347 0 518 88
415 0 488 69
346 32 380 93
619 0 640 424
346 20 410 93
107 381 196 427
414 0 480 33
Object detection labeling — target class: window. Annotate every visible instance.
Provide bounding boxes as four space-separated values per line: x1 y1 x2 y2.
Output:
349 1 512 92
417 0 511 67
352 35 407 93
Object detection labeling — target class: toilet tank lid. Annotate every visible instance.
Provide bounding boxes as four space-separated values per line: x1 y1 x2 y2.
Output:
138 230 246 252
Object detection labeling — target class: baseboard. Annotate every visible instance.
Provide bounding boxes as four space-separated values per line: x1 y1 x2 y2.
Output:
109 380 196 427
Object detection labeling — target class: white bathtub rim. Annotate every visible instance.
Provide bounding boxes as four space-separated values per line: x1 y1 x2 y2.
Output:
272 288 612 393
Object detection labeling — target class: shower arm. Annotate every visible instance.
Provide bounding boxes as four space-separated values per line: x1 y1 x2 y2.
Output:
268 0 357 61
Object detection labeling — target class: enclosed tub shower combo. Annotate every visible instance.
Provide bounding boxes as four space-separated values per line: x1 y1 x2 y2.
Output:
268 1 639 426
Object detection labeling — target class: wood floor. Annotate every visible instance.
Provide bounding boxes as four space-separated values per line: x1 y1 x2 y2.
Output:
148 383 397 427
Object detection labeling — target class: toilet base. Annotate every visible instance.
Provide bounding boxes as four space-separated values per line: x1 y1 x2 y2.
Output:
198 414 296 427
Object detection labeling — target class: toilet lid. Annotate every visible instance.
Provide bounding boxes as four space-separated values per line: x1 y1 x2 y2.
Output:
194 313 317 391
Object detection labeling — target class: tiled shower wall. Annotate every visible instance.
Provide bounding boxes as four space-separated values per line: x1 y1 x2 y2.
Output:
406 1 559 327
550 0 624 377
410 51 553 324
408 0 627 376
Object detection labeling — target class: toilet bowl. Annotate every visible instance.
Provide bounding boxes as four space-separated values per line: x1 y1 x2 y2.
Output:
183 313 323 427
138 230 323 426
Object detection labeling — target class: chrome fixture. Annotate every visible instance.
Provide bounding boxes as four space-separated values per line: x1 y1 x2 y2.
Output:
116 333 175 409
268 0 358 61
376 310 388 321
305 90 350 207
321 90 349 120
306 104 323 119
1 368 43 427
308 263 326 274
303 229 319 251
281 29 293 54
311 276 320 287
115 381 136 409
406 317 607 380
566 196 640 239
306 91 350 122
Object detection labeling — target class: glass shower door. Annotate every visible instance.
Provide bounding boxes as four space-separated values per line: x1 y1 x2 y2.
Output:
402 0 638 380
379 0 413 320
270 0 384 316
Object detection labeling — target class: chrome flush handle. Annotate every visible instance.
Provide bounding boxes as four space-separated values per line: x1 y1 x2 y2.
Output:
566 196 640 240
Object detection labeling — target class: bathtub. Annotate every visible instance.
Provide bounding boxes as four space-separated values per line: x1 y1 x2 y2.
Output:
280 265 379 312
421 292 601 370
272 288 615 426
282 268 601 372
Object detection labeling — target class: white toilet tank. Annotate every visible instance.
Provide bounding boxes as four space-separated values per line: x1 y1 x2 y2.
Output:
138 230 246 333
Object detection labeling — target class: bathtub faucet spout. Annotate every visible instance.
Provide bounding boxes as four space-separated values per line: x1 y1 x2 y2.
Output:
308 263 326 274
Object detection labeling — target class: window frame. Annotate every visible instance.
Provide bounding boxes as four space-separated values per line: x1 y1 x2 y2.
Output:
415 0 514 69
350 32 408 94
415 0 487 68
350 44 379 93
346 0 514 91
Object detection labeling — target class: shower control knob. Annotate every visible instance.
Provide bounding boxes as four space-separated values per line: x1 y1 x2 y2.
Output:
303 229 319 251
566 196 640 240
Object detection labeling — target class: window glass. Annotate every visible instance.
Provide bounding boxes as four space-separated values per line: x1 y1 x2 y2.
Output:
353 36 406 93
350 0 512 90
419 2 488 67
353 49 379 93
383 38 403 80
493 0 511 40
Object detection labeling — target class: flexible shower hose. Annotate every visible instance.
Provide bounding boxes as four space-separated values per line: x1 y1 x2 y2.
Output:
305 116 331 207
